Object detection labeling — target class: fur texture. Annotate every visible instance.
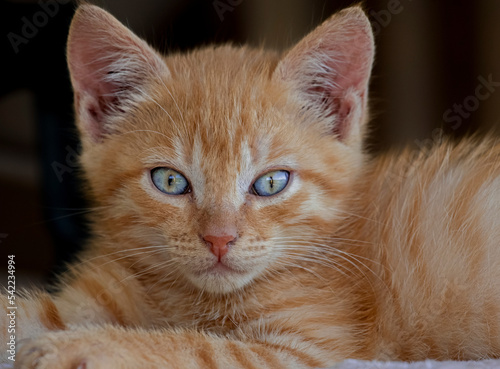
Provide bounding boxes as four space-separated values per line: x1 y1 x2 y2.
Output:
2 4 500 369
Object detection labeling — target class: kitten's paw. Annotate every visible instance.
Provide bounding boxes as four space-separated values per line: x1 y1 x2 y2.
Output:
15 332 108 369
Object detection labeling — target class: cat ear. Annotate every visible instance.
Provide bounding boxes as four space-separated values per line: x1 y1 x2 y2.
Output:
274 6 374 144
67 4 170 143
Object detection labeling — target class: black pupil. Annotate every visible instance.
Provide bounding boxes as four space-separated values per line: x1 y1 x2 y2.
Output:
168 175 174 187
269 176 274 188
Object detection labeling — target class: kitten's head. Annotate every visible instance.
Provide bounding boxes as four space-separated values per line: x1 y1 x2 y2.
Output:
67 5 374 294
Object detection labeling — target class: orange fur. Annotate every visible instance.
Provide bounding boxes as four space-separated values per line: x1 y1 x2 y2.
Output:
2 4 500 369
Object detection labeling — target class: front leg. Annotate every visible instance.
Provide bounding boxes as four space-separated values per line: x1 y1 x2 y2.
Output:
0 262 151 364
15 325 327 369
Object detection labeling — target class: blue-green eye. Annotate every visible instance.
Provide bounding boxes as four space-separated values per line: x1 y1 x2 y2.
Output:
252 170 290 197
151 167 190 195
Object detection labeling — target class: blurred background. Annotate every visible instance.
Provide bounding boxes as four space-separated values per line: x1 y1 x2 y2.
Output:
1 0 500 288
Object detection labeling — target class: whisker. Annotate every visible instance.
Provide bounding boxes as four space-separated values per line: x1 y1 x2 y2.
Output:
272 260 328 282
277 242 382 278
74 245 171 267
96 248 167 269
277 241 380 266
277 252 352 278
119 259 177 284
270 235 373 245
146 267 180 294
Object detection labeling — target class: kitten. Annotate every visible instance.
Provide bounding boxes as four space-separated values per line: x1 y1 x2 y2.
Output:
3 4 500 368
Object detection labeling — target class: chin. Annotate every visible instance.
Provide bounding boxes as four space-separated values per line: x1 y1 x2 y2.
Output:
186 265 261 294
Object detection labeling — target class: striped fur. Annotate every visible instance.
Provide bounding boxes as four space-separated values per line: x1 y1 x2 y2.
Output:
3 4 500 369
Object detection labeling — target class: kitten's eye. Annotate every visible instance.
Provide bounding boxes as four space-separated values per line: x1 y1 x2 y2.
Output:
252 170 290 197
151 167 190 195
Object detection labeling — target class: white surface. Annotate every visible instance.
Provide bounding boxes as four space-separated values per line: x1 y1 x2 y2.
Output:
3 359 500 368
332 359 500 369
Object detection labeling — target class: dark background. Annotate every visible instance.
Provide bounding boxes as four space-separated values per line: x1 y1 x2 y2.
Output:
1 0 500 288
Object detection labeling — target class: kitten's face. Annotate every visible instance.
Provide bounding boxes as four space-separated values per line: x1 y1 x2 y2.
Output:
68 6 373 294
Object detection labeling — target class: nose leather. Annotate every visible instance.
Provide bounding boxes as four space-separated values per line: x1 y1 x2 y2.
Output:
203 234 236 260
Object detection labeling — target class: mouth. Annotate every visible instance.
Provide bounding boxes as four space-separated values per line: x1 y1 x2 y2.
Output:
186 260 258 294
203 261 244 276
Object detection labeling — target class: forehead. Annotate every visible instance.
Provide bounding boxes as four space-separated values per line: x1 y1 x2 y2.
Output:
162 47 283 125
142 46 299 163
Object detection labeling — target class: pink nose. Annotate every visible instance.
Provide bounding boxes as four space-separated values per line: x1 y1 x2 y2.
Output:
203 234 236 260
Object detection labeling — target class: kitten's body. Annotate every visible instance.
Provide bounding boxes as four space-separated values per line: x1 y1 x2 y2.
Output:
3 5 500 369
353 140 500 360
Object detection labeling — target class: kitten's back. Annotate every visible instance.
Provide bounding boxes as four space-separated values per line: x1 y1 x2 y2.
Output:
350 139 500 360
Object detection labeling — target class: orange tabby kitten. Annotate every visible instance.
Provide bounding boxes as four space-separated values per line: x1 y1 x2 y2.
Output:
3 4 500 368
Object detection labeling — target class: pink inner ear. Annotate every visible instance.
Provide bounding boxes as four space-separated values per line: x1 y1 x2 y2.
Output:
74 92 115 143
70 47 125 141
67 4 169 143
275 7 374 141
310 40 371 139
